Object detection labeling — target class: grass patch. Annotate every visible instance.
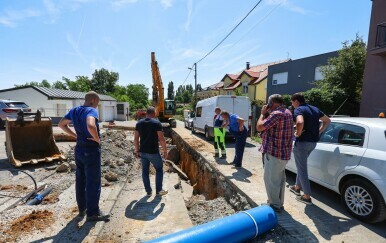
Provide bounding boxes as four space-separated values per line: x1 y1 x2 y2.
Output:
251 136 262 144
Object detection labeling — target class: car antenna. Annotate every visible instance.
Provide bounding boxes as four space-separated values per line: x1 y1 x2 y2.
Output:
331 97 348 117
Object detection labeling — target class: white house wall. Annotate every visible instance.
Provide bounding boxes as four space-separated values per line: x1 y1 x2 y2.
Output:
0 88 118 121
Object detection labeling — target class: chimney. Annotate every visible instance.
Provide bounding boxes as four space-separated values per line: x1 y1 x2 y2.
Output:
246 62 250 70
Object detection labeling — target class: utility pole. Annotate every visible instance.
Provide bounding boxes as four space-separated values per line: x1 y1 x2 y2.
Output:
194 63 197 101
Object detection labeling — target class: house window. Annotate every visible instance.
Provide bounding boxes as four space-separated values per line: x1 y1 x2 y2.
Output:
314 66 325 81
117 104 124 115
242 83 248 94
227 91 232 95
272 72 288 85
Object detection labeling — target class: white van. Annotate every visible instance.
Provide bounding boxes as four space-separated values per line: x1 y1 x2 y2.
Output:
191 96 251 140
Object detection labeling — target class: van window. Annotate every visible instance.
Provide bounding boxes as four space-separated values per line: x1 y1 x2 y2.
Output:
196 107 202 117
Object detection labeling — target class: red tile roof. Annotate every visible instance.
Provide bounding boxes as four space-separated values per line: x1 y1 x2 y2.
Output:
221 74 239 82
224 80 241 90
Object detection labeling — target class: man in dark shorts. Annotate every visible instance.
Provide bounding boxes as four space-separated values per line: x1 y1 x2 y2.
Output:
134 106 168 196
59 91 110 222
289 92 331 205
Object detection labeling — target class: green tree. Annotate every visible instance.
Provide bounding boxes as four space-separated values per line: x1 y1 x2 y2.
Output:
175 85 186 103
52 81 68 90
63 76 91 92
15 80 51 88
167 81 174 100
317 35 366 116
90 68 119 94
125 84 149 110
40 80 51 88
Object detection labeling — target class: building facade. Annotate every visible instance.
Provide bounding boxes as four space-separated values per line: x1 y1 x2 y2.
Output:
266 51 338 101
360 0 386 117
0 86 129 122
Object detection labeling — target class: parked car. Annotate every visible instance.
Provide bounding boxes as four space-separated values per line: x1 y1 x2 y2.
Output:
286 117 386 223
0 100 31 129
184 111 195 129
191 95 251 140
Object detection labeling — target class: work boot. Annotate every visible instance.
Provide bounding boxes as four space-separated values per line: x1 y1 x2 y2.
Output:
221 154 226 159
86 211 110 222
76 209 86 220
156 190 168 196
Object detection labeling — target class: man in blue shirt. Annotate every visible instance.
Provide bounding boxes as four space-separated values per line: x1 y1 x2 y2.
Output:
221 111 247 168
59 91 110 222
289 93 330 205
134 106 168 196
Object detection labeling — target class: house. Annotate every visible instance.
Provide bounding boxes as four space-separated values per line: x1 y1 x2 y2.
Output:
197 82 223 100
266 51 338 101
219 60 289 102
219 74 239 96
360 0 386 117
0 86 129 122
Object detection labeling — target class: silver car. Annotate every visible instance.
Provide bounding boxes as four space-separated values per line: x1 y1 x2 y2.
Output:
0 100 31 128
286 117 386 223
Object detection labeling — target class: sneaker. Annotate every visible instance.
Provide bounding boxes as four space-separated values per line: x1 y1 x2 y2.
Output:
77 209 86 219
147 191 152 196
156 190 168 196
289 185 301 196
220 154 226 159
296 195 312 205
86 211 111 222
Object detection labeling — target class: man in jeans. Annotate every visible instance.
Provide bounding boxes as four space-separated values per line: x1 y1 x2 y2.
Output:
134 106 168 196
257 94 294 212
59 91 110 222
289 93 330 205
220 111 247 168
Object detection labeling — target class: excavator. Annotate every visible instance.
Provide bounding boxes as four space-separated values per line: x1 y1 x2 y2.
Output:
151 52 176 128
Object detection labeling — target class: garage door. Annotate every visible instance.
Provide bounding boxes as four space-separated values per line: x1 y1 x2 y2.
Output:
104 106 115 121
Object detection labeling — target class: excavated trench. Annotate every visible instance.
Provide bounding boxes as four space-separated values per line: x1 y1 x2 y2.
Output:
167 128 251 217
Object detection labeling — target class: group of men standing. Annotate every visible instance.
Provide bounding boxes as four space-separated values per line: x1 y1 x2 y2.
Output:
257 93 330 212
59 90 330 222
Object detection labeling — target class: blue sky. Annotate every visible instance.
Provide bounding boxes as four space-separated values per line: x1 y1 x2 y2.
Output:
0 0 372 92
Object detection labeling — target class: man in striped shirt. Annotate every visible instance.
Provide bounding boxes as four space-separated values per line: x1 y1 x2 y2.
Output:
257 94 294 212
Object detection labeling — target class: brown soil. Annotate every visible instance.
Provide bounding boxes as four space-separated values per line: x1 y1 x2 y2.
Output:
41 191 60 204
4 210 54 242
0 185 28 191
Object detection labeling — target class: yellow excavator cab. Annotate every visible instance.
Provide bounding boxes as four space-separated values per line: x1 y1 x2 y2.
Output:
5 111 65 167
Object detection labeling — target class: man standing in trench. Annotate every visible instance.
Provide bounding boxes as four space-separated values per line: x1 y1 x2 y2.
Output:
134 106 168 196
59 91 110 221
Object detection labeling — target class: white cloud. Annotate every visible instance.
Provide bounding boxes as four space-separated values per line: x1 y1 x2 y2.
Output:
184 0 193 31
0 9 41 27
111 0 139 8
160 0 174 9
266 0 307 15
126 58 138 70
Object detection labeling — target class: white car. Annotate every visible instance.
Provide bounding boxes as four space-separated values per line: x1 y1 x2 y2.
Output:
286 117 386 223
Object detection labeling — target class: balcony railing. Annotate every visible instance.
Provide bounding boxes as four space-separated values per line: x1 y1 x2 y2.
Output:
375 23 386 48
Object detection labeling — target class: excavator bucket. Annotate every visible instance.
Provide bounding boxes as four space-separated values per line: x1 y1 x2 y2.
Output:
5 111 65 167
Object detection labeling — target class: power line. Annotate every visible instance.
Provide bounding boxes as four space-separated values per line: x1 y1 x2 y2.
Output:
222 0 283 56
196 0 264 64
181 64 194 86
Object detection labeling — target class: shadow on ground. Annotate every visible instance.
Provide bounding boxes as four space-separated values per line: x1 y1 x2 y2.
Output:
125 195 164 221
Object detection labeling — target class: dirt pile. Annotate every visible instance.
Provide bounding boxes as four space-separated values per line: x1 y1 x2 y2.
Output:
65 130 140 181
186 195 235 225
1 210 54 242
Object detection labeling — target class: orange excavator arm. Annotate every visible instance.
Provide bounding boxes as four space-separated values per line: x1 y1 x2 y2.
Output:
151 52 165 117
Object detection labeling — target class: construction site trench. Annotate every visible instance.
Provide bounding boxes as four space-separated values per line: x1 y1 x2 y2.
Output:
0 126 288 242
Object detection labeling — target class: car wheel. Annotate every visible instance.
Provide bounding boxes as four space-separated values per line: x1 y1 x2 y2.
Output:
0 118 4 129
341 178 386 223
205 127 212 141
191 123 196 134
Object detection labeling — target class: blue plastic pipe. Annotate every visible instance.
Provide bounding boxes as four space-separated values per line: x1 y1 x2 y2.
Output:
147 205 277 243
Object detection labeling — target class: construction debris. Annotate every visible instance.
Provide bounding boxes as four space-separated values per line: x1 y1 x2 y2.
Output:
56 162 70 173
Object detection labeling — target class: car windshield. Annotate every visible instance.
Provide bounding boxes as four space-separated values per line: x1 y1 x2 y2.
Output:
5 102 29 108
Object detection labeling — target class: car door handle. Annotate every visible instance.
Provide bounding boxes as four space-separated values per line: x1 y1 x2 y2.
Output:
342 152 357 156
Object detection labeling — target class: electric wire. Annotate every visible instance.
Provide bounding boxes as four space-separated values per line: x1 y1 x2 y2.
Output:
195 0 264 64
